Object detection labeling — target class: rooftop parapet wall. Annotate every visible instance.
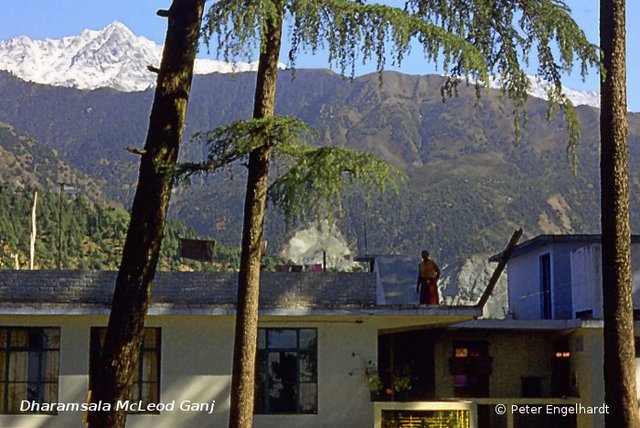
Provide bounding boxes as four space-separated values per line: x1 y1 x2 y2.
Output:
0 270 377 311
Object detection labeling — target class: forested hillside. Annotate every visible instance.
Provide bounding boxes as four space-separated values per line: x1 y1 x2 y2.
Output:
0 187 239 271
2 69 640 270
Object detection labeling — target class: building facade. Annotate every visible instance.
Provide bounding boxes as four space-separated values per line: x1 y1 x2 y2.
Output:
0 270 478 428
479 234 640 428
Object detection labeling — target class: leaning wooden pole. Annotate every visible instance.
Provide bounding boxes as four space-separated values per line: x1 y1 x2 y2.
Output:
476 228 522 310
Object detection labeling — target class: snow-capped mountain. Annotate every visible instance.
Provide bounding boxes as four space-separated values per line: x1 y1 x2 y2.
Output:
485 75 600 109
522 76 600 109
0 21 601 109
0 21 262 92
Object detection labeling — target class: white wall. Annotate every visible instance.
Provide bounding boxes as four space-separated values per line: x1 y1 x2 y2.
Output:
570 243 640 319
0 314 409 428
570 245 603 318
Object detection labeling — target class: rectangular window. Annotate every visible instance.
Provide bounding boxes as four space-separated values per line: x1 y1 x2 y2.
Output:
0 327 60 414
90 328 160 411
449 341 491 398
255 328 317 414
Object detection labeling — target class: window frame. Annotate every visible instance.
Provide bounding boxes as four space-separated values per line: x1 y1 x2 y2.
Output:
90 327 161 413
0 326 60 414
255 327 318 415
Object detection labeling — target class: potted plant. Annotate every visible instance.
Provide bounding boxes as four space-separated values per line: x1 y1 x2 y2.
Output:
364 361 383 401
392 371 412 401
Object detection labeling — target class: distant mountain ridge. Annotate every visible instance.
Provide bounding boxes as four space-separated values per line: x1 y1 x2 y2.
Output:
0 21 264 92
0 22 601 109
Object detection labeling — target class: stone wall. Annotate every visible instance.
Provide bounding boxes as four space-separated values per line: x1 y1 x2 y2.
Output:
0 270 377 310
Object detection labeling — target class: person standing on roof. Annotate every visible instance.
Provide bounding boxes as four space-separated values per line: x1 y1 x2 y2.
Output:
416 250 441 304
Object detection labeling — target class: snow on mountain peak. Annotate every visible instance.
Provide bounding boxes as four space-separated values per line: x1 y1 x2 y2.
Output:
0 22 261 92
486 75 600 109
0 22 600 107
525 75 600 109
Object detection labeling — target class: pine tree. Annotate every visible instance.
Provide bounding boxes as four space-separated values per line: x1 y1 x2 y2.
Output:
201 1 598 426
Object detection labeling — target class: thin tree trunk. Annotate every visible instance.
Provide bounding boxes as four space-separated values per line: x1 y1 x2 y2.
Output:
87 1 204 426
228 2 284 427
599 0 638 426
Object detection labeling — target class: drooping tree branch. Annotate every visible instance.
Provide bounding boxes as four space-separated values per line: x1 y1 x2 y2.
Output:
406 0 598 162
178 115 405 226
204 0 488 82
269 146 405 226
176 116 314 181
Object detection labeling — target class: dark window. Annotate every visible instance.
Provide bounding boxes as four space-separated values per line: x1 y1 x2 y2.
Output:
521 376 543 398
575 309 593 319
0 327 60 414
449 341 491 398
90 328 161 411
540 254 552 319
552 337 572 397
255 328 317 414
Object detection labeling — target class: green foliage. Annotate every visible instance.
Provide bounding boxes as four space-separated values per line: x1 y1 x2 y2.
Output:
0 186 239 271
269 146 406 226
179 115 406 227
203 0 488 81
405 0 599 163
203 0 598 163
176 116 315 181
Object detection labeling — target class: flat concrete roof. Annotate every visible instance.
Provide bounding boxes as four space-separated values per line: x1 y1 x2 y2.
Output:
0 270 481 319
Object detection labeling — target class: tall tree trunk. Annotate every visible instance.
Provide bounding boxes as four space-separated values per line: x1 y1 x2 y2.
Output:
87 1 204 426
599 0 638 426
228 2 284 427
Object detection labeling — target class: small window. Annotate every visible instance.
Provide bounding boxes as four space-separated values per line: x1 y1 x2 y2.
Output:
454 347 468 358
255 328 317 414
90 328 161 412
0 327 60 414
449 341 491 398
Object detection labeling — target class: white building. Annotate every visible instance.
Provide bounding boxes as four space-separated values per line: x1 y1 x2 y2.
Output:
0 270 478 428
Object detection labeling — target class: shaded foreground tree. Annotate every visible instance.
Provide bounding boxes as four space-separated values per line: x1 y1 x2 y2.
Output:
87 0 205 426
228 3 284 427
202 1 598 426
599 0 638 426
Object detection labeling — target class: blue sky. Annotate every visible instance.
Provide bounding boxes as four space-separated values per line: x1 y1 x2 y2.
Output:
1 0 638 111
